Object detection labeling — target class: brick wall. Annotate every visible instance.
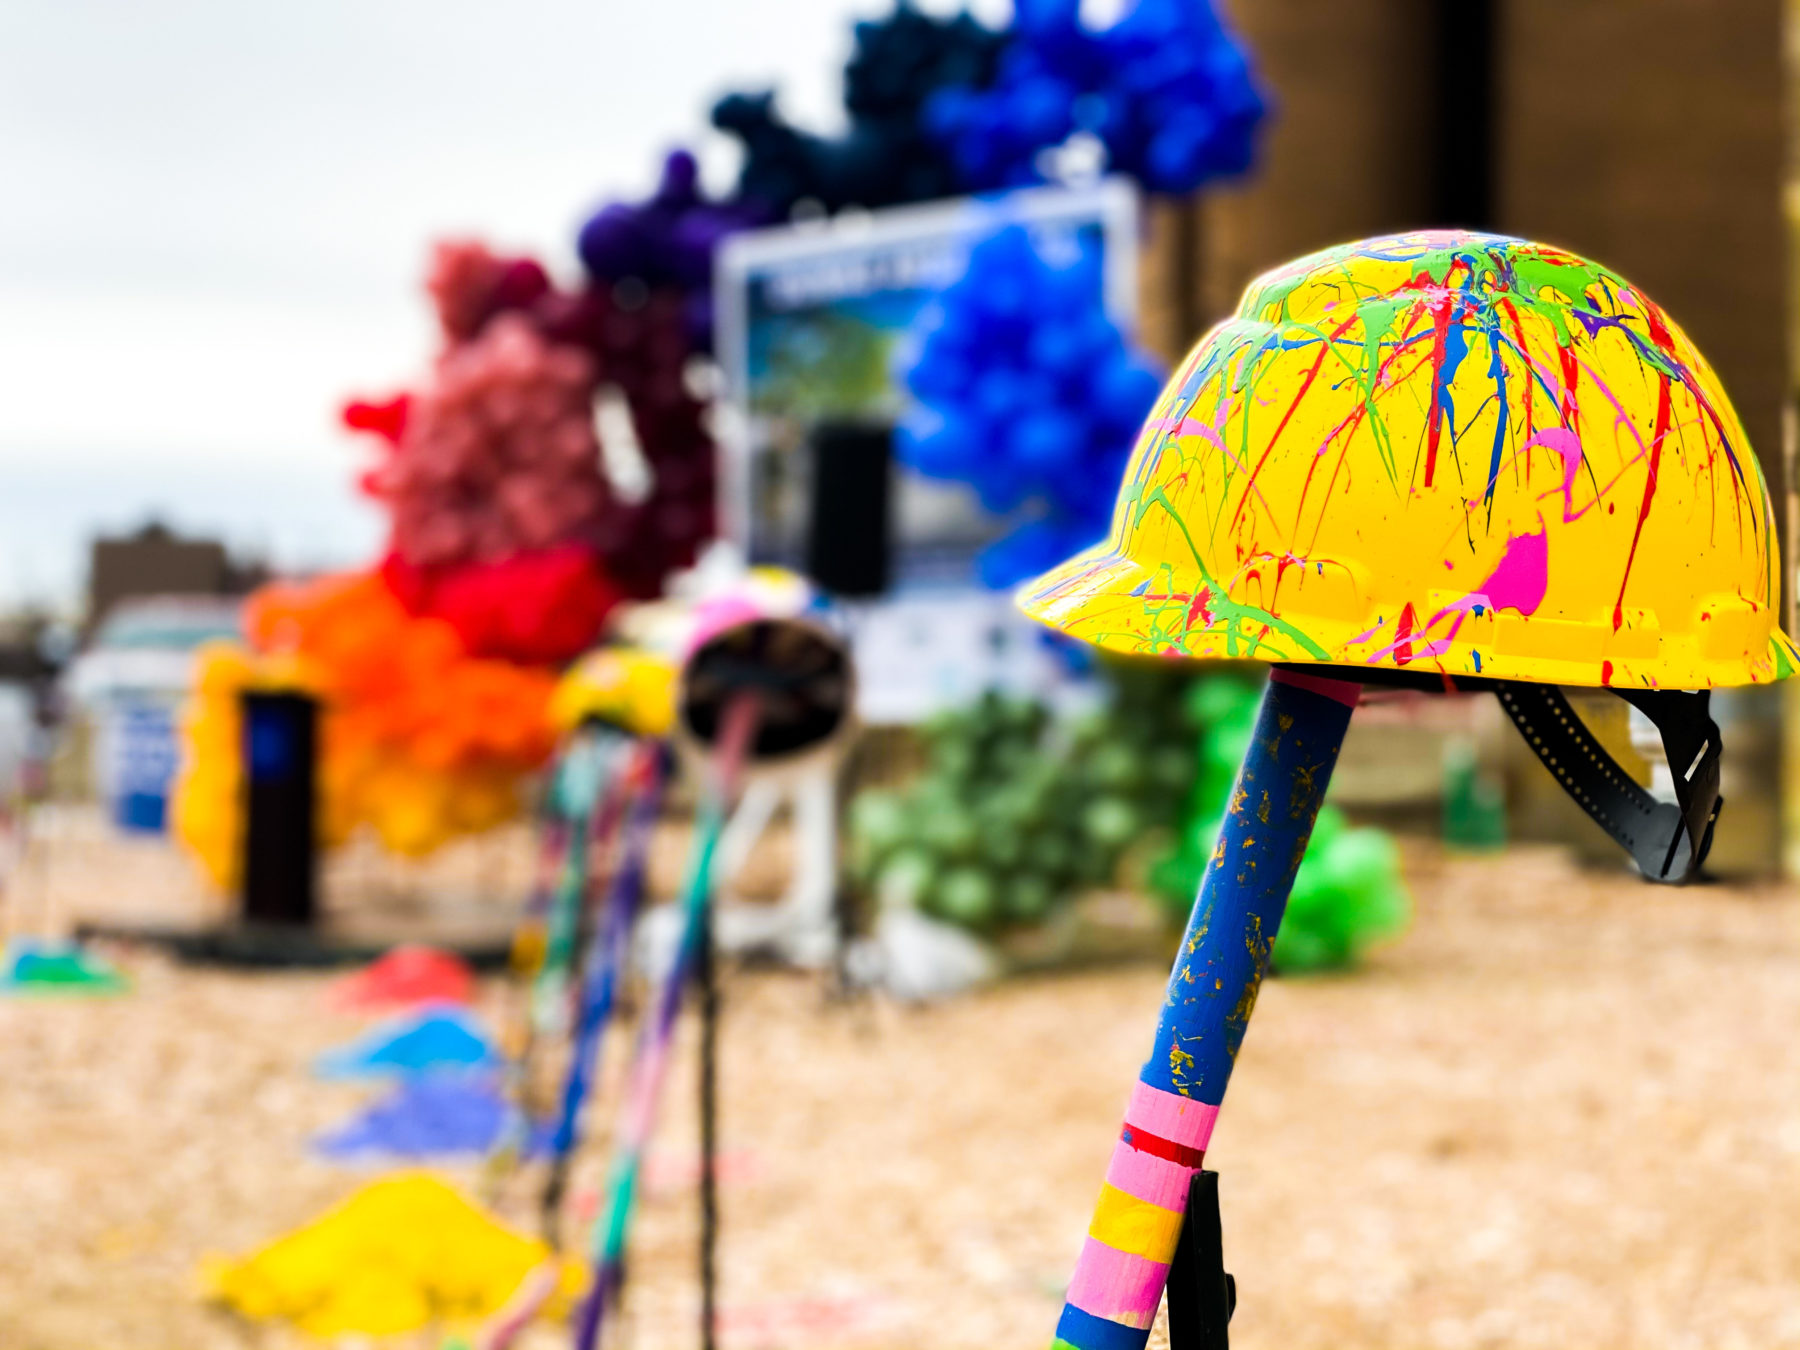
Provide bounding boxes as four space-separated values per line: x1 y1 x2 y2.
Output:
1138 0 1787 872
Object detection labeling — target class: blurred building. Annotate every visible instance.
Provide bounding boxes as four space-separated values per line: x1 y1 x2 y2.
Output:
86 520 267 634
69 522 261 831
1140 0 1785 872
1151 0 1781 488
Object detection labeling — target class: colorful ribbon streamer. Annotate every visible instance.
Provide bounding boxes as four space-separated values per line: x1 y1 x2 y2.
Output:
574 694 761 1350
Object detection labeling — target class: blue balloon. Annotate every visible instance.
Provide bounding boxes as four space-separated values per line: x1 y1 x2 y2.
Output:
1010 75 1077 145
977 510 1108 588
929 0 1266 197
974 461 1033 515
1096 356 1163 420
904 343 968 404
898 414 979 480
978 519 1060 589
1029 320 1093 379
899 223 1164 589
973 368 1033 427
710 5 1005 216
1011 411 1082 475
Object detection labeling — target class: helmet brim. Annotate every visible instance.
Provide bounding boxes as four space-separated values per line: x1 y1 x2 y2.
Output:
1017 544 1800 690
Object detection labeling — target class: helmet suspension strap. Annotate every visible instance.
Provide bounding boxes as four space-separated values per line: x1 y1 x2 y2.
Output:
1494 684 1722 883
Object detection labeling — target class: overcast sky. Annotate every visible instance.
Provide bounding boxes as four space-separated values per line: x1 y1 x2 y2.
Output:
0 0 1007 611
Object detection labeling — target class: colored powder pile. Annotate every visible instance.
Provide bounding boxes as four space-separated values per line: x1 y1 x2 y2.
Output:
314 1075 543 1161
315 1007 496 1080
202 1172 580 1335
329 945 475 1012
0 940 127 994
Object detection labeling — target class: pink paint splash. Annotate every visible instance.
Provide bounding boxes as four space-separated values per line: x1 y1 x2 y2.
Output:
1472 528 1549 616
1368 529 1548 664
1523 427 1584 521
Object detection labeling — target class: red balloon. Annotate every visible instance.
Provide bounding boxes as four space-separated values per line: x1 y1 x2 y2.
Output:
381 547 622 666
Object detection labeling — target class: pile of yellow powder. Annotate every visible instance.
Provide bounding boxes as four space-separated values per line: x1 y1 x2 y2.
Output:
201 1171 581 1336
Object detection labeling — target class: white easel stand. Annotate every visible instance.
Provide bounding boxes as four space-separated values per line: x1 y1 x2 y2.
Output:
637 761 840 975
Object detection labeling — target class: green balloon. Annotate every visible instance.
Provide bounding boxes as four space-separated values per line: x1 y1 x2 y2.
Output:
933 866 999 929
1032 832 1075 879
1082 795 1141 850
1148 745 1194 795
1086 743 1140 792
980 826 1026 870
1187 677 1261 729
876 849 938 911
925 807 981 861
1003 873 1057 922
1273 823 1409 972
849 790 909 863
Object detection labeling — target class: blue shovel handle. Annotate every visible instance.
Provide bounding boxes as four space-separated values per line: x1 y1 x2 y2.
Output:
1051 668 1360 1350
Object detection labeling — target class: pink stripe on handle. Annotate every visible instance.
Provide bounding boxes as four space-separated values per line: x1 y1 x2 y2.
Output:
1105 1138 1198 1211
1124 1081 1219 1150
1064 1236 1170 1328
1269 667 1361 706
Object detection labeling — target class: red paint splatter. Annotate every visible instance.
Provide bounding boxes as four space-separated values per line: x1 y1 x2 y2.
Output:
1393 602 1419 666
1642 298 1677 356
1187 587 1214 630
1501 297 1533 448
1613 373 1672 629
1421 290 1455 486
1601 660 1613 685
1370 531 1548 667
1228 311 1362 533
1558 345 1580 427
1295 336 1443 562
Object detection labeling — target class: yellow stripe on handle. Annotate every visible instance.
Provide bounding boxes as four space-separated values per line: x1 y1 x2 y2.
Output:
1088 1182 1184 1262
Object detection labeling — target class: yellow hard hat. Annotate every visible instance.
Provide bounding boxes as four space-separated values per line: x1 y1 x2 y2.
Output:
1019 231 1796 883
1020 230 1796 691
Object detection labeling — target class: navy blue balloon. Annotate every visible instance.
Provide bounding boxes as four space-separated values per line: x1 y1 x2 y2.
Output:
899 224 1163 589
712 3 1003 218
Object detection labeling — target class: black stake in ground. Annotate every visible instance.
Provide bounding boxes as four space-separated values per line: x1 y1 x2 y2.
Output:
1165 1170 1235 1350
698 886 720 1350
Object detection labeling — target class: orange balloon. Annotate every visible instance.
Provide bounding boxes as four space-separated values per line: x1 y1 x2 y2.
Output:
172 569 558 885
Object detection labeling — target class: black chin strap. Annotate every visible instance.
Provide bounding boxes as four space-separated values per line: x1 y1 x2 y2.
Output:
1494 684 1722 884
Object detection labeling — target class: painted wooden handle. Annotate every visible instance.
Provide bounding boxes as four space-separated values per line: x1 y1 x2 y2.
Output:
1051 668 1360 1350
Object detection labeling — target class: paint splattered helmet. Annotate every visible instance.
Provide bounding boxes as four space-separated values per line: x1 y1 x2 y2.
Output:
1020 231 1797 881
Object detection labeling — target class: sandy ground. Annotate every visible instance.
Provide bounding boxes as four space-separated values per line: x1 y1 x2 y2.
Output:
1 839 1797 1350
